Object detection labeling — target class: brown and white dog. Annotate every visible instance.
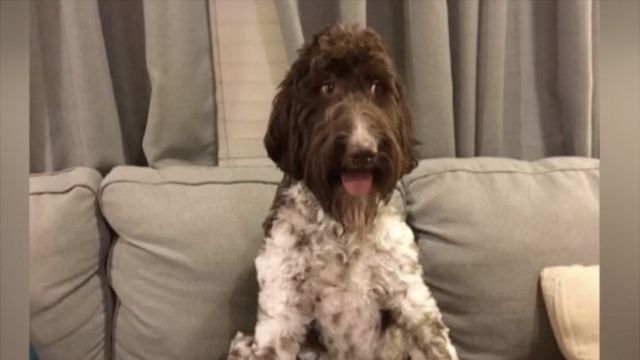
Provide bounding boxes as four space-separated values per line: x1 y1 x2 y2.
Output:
227 24 458 360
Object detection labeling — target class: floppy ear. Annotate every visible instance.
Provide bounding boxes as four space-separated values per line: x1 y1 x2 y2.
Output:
264 83 305 179
394 78 418 175
264 88 287 166
264 45 314 179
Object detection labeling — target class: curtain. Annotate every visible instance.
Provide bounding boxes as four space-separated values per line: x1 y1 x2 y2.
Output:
30 0 217 174
278 0 599 159
30 0 598 174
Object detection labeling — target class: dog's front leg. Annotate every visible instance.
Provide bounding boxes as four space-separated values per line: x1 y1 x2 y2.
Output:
387 273 459 360
228 244 314 360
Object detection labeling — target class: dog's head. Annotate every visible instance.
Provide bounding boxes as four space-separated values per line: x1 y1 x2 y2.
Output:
264 24 417 231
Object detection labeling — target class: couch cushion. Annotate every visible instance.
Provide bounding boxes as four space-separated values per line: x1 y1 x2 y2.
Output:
402 157 599 360
98 164 404 360
30 168 113 360
100 166 282 360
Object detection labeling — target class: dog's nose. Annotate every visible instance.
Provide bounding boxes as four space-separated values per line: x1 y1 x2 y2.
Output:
348 146 377 168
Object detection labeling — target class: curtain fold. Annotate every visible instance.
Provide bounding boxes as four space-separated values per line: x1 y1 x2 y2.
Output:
141 0 217 167
30 0 126 174
97 0 150 167
446 0 479 157
556 0 597 157
404 0 456 158
471 0 508 157
274 0 305 64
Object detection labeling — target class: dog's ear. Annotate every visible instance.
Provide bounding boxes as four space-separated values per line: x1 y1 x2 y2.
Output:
264 44 315 179
264 80 305 179
265 86 292 173
394 78 418 175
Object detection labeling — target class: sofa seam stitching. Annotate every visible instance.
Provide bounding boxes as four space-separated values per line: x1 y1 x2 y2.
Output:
29 184 99 198
99 179 280 198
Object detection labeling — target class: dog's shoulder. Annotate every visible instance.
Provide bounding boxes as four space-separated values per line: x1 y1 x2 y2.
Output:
262 180 326 249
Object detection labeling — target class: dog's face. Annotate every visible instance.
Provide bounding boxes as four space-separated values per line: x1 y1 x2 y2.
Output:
264 24 417 230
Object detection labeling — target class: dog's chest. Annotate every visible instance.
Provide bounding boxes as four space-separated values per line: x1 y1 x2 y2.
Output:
281 200 406 307
303 227 379 295
264 201 415 358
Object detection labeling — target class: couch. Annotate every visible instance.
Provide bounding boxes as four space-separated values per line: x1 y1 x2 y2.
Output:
29 157 599 360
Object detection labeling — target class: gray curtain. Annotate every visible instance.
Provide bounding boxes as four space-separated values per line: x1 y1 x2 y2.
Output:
30 0 598 174
277 0 599 160
30 0 217 174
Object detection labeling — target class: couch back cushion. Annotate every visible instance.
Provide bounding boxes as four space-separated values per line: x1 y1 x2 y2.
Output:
100 166 282 360
402 157 599 360
30 168 113 360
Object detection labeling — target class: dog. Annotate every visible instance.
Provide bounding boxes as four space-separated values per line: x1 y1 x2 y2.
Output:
227 24 459 360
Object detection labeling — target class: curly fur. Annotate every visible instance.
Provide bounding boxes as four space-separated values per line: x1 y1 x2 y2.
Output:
227 24 459 360
263 24 416 233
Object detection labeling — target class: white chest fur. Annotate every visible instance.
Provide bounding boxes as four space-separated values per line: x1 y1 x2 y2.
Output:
255 183 418 359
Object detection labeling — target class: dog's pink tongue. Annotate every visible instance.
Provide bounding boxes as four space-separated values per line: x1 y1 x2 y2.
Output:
341 172 373 197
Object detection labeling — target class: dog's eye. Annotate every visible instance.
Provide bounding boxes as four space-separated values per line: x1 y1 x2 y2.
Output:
321 81 335 97
370 81 384 96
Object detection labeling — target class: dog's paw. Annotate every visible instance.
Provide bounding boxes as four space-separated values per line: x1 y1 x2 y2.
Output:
227 332 255 360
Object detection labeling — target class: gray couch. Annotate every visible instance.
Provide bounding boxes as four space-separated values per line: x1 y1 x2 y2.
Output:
29 157 599 360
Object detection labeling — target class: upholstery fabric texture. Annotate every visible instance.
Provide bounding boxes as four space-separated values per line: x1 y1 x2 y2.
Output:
100 166 282 360
401 157 599 360
29 167 113 360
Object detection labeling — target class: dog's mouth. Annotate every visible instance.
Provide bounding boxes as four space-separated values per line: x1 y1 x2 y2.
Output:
340 170 373 197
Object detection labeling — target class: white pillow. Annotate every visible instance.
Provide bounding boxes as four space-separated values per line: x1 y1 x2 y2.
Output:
540 265 600 360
